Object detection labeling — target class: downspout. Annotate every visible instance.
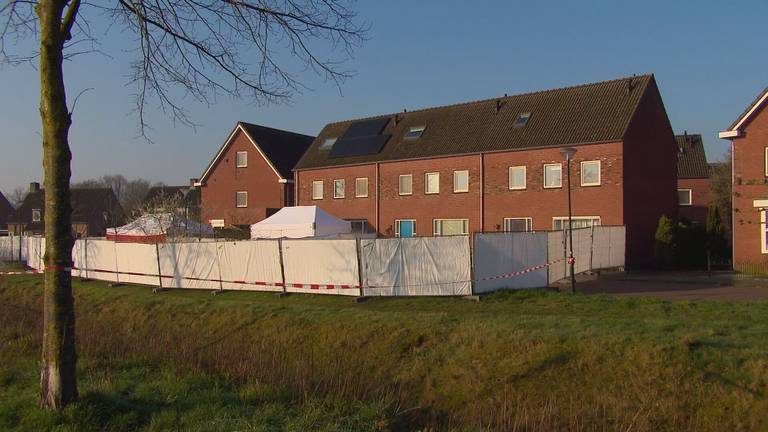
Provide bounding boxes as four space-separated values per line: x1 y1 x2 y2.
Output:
294 172 299 207
731 140 736 267
375 162 380 235
479 153 484 233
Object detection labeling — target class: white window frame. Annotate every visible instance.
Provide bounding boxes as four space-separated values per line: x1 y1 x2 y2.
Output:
508 166 527 190
677 189 692 206
580 160 601 186
404 125 426 139
320 137 337 150
236 151 248 168
552 216 601 231
347 219 369 234
425 172 440 194
355 177 369 198
312 180 324 200
333 179 345 199
543 163 563 189
32 209 41 222
395 219 416 238
432 218 469 236
399 174 413 196
236 191 248 208
453 170 469 193
762 210 768 254
503 217 533 232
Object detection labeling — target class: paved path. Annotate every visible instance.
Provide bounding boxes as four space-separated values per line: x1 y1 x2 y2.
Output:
554 271 768 301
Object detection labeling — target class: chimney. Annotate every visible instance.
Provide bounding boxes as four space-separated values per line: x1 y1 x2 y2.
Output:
189 178 198 187
29 182 40 193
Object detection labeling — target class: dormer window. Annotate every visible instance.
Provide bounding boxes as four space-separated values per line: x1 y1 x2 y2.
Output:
514 112 531 128
404 126 426 140
320 137 337 150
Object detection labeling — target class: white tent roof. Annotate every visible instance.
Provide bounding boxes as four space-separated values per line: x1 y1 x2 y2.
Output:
107 213 213 237
250 206 351 239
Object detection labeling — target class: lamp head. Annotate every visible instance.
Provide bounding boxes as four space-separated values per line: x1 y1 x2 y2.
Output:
560 147 577 160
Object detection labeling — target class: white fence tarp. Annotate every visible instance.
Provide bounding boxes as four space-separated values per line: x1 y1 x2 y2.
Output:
474 232 548 292
217 240 283 291
0 236 19 261
282 239 360 296
25 236 45 272
592 226 626 269
115 242 160 286
85 239 119 282
361 236 472 296
71 239 87 278
159 241 220 290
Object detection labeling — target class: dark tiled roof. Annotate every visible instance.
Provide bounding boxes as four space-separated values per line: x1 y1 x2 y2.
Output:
144 186 200 207
675 134 709 179
295 74 655 170
0 191 12 228
239 122 315 178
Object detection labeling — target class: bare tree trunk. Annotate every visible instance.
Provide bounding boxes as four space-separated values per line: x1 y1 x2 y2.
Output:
37 0 78 409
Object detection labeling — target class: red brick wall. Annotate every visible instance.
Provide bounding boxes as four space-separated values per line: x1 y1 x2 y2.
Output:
295 164 377 228
732 105 768 270
677 178 710 225
200 128 286 225
622 80 678 268
483 142 624 231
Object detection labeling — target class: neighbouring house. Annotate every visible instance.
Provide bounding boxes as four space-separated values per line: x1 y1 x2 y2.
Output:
141 181 201 221
676 133 710 225
294 74 678 268
196 122 315 227
7 182 126 237
719 85 768 271
0 191 13 231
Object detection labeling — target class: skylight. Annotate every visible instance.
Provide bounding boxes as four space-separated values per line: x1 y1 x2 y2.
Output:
320 137 337 150
514 112 531 128
404 125 426 140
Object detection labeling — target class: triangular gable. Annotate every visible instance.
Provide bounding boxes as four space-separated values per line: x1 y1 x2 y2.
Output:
198 122 285 184
719 87 768 139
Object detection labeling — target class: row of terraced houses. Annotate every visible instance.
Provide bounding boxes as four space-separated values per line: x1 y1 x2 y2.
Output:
186 74 726 269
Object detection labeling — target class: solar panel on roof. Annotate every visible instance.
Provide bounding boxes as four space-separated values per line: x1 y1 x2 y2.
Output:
344 118 390 138
329 135 390 158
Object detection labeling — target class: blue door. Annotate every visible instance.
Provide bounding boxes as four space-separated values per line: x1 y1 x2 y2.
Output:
397 220 415 238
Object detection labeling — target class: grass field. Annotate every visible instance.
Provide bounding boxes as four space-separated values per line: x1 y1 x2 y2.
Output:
1 272 768 431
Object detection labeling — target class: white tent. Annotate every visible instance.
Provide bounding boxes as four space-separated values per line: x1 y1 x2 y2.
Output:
250 206 352 239
107 213 213 242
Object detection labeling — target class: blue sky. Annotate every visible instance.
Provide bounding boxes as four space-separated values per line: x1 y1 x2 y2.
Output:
1 1 766 194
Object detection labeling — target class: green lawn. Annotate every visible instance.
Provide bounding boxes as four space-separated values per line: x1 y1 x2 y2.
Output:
1 273 768 431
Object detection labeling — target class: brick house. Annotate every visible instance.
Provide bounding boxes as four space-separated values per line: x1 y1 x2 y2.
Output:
196 122 315 227
676 134 710 225
7 182 125 237
294 75 678 268
0 191 13 231
719 86 768 271
141 182 201 221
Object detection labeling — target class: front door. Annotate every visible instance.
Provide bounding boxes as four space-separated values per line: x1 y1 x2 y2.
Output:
397 220 415 238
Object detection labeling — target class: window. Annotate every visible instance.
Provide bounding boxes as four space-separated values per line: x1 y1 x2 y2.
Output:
312 181 323 200
347 219 371 234
333 179 345 199
762 210 768 254
581 160 601 186
399 174 413 195
236 151 248 167
453 170 469 193
320 137 337 150
508 166 526 190
236 191 248 208
504 217 532 232
395 219 416 238
32 209 41 222
552 216 601 231
513 112 531 128
425 172 440 194
433 219 469 236
677 189 692 206
404 125 426 139
543 164 562 188
355 178 369 198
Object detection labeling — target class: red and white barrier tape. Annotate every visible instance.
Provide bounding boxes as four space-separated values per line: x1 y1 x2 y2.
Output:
479 258 565 281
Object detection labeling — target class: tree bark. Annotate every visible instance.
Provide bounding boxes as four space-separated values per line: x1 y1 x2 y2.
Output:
37 0 78 409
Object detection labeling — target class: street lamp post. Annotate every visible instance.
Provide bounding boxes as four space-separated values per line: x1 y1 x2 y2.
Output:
560 147 577 294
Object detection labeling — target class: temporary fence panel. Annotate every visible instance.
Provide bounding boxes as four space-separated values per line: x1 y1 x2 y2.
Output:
85 239 119 282
547 231 566 283
473 232 549 292
71 239 87 278
281 239 360 296
592 226 626 269
362 236 472 296
25 236 45 272
159 241 220 290
115 242 160 286
0 237 14 261
217 240 283 292
571 228 593 276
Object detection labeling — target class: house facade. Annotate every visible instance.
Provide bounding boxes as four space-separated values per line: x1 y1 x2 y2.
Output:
294 75 678 268
196 122 314 227
719 86 768 271
7 182 125 237
676 134 710 225
141 182 201 221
